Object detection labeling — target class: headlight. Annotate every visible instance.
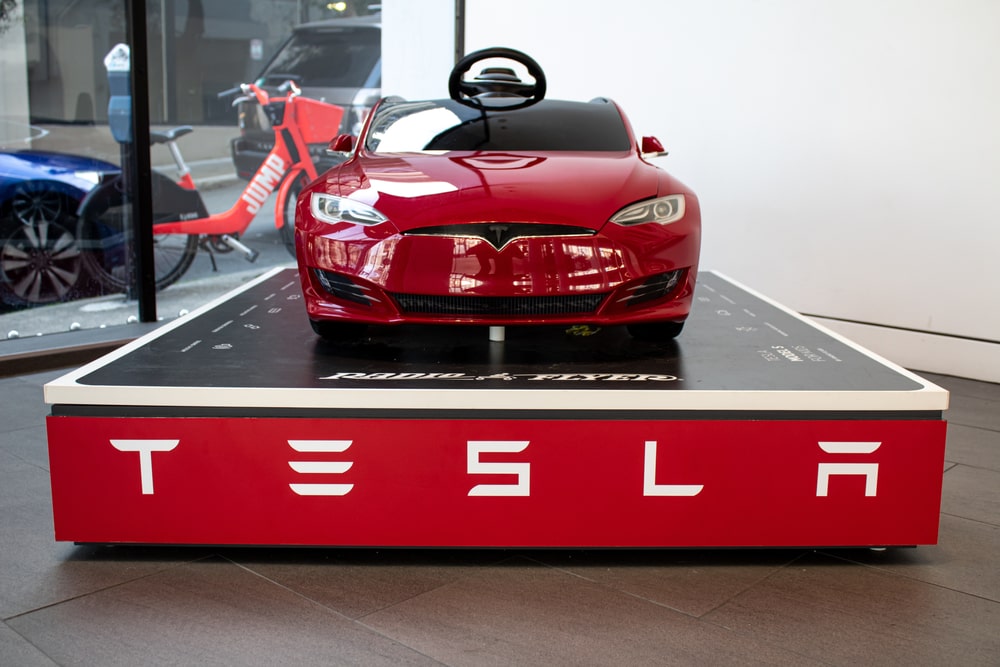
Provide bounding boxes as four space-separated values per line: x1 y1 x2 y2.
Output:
310 193 388 226
609 195 685 226
72 171 103 187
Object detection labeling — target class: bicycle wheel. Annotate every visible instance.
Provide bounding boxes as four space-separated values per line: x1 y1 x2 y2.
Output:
79 204 198 292
280 173 309 257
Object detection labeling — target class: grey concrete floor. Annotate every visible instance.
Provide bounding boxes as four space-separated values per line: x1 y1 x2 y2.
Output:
0 368 997 665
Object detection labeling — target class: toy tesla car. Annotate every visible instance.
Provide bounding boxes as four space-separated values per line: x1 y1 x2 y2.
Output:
294 47 700 341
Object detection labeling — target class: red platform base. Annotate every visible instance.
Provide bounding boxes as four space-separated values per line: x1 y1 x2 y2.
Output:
44 269 949 548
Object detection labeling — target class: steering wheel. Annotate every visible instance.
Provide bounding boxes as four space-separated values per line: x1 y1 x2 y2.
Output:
448 47 547 110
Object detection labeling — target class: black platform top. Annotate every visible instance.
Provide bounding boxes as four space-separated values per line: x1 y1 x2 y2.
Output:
45 269 947 414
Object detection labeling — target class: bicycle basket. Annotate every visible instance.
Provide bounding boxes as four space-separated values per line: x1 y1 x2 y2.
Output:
295 97 345 145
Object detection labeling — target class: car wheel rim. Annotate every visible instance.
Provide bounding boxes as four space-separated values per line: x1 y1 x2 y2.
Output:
1 220 83 303
11 185 63 226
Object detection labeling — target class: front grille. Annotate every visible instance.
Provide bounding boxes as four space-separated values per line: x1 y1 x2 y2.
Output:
388 292 607 316
405 223 595 251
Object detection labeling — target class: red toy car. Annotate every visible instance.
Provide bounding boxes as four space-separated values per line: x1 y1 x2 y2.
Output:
294 48 700 340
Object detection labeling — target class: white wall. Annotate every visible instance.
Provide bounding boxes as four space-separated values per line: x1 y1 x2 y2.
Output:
382 1 1000 382
381 0 456 101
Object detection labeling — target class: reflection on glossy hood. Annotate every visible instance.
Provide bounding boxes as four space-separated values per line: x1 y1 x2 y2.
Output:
336 150 660 232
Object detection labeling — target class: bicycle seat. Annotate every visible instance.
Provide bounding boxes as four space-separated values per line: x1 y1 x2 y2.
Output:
150 126 194 145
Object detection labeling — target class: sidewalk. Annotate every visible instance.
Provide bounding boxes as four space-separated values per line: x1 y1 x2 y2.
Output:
0 267 278 376
2 266 270 337
25 123 240 174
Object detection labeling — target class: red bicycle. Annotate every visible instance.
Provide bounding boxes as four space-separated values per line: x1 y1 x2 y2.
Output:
78 81 343 290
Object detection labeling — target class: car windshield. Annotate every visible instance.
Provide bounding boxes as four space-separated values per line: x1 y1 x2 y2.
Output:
261 28 380 88
364 99 632 153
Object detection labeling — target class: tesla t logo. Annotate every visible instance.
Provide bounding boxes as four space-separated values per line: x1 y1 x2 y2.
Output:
287 440 354 496
816 441 881 497
111 439 180 494
488 224 510 248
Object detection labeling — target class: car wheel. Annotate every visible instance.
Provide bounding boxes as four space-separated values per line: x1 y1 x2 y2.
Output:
11 184 63 226
310 318 366 341
1 188 85 304
627 320 685 341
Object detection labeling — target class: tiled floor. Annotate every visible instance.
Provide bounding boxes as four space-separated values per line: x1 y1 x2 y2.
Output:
1 368 997 665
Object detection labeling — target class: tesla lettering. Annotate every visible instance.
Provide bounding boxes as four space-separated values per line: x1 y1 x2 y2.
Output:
110 439 180 495
643 440 703 496
468 441 530 496
104 436 887 502
816 441 881 497
288 440 354 496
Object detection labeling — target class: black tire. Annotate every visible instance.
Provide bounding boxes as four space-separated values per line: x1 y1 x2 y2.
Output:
280 174 309 257
0 187 85 304
310 318 366 341
627 320 685 341
79 206 198 291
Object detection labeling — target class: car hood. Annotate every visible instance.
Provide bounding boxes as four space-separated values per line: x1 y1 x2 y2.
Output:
0 150 120 179
336 151 660 232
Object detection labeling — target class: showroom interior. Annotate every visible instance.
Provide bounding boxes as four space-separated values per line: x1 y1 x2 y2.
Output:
1 0 998 664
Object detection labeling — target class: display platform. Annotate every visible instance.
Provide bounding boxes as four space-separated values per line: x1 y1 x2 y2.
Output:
44 268 948 548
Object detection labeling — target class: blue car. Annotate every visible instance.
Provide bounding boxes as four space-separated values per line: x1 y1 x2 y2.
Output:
0 149 119 305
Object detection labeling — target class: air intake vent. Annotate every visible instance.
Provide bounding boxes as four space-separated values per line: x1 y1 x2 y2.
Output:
314 270 376 307
621 270 683 306
388 293 607 316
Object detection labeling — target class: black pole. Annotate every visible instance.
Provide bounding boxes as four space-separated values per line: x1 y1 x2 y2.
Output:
454 0 465 63
125 0 157 322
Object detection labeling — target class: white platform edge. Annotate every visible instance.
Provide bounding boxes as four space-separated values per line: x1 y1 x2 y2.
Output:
43 269 950 413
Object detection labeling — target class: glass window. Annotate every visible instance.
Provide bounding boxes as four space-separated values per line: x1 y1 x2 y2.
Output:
259 27 381 89
366 99 632 153
3 0 366 344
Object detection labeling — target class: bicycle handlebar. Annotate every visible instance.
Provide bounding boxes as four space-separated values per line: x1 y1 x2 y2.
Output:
218 80 302 107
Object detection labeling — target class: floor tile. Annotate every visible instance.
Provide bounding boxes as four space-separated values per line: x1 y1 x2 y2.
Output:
824 514 1000 602
0 456 209 618
533 548 804 617
0 374 52 434
228 548 507 619
361 557 815 666
941 464 1000 526
0 622 58 667
7 556 437 666
945 423 1000 472
0 423 50 471
703 552 1000 665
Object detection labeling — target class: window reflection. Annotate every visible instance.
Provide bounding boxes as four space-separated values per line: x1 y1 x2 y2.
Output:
2 0 375 339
